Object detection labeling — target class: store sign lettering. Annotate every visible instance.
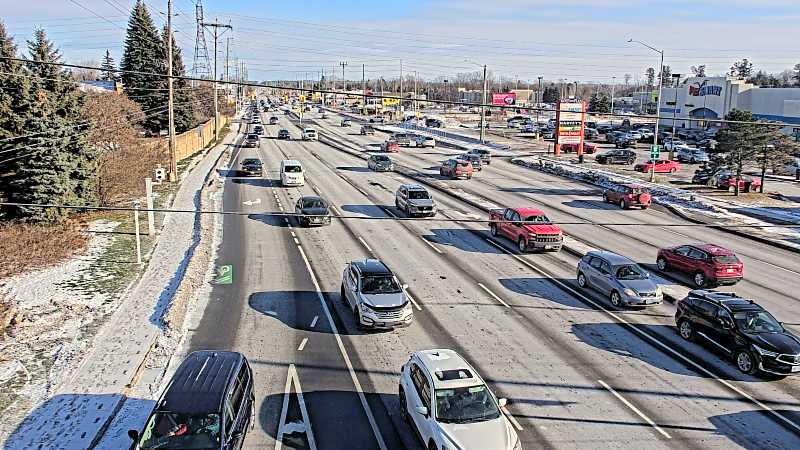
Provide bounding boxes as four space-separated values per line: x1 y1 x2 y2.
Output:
689 81 722 97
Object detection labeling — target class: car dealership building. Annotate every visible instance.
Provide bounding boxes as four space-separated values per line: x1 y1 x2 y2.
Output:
658 76 800 135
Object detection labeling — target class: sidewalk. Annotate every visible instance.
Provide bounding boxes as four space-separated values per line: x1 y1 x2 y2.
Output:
3 123 241 449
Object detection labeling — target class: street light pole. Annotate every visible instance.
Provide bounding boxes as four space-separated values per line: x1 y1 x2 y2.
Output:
480 64 487 143
610 76 615 127
166 0 176 181
629 38 664 182
537 76 543 137
670 73 681 160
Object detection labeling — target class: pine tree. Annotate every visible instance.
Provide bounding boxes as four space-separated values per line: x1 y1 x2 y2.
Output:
121 0 166 135
162 26 196 133
542 85 559 103
588 92 610 113
8 29 97 222
730 59 754 78
100 49 117 82
645 67 655 88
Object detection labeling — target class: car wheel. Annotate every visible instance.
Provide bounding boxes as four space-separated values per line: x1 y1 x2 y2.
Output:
399 388 410 423
610 291 622 307
517 237 527 253
428 442 437 450
693 271 706 288
619 199 627 210
577 272 588 288
602 193 608 203
670 168 677 174
395 198 400 209
656 257 668 271
735 349 758 375
678 319 695 341
490 223 498 237
340 284 347 304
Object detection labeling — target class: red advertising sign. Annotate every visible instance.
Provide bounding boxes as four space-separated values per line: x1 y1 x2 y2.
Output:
492 93 517 106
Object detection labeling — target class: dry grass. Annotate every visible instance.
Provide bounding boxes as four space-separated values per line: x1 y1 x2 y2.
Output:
0 221 89 280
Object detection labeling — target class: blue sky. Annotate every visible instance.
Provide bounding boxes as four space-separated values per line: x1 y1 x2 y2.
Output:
2 0 799 84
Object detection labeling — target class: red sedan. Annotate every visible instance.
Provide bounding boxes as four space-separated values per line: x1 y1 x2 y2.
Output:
560 143 597 154
381 139 400 153
634 159 681 174
656 243 743 287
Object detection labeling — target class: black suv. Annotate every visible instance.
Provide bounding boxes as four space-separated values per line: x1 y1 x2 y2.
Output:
675 290 800 376
595 149 636 165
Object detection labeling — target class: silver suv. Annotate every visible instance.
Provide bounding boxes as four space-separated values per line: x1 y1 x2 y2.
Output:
395 184 436 217
576 251 663 307
341 259 413 329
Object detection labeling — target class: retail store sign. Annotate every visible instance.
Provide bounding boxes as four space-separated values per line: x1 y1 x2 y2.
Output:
689 80 722 97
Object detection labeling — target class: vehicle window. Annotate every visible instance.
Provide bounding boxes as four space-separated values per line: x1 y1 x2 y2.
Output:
138 412 221 449
458 161 470 167
688 249 707 260
523 214 551 224
588 257 603 270
511 212 521 222
599 261 612 275
713 255 740 264
615 264 647 280
284 165 302 173
696 300 718 318
302 199 327 209
674 246 691 257
410 364 431 409
718 308 733 322
360 276 402 294
734 310 783 333
408 190 430 200
435 384 501 424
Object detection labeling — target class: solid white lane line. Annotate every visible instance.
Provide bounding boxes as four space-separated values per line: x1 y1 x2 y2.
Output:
310 315 318 328
290 231 297 238
598 379 671 439
483 236 800 434
293 238 300 245
295 244 388 450
383 207 398 218
420 237 443 254
477 282 510 308
501 406 523 431
330 205 341 215
405 290 422 311
357 236 374 253
297 337 308 351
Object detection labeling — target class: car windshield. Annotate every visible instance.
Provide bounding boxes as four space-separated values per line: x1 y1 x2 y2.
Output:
360 275 401 294
408 190 430 200
435 384 501 423
247 134 258 139
138 412 220 450
242 159 260 165
713 255 739 264
374 156 390 162
523 214 551 224
303 199 327 209
615 264 647 280
284 165 302 173
734 311 783 333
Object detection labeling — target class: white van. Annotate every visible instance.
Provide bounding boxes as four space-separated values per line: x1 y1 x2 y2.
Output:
280 159 305 187
301 127 318 141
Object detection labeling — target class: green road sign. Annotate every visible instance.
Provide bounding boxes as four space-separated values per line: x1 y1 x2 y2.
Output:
650 145 660 158
214 265 233 285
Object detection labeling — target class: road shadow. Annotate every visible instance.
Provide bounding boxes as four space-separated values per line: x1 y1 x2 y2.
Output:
562 199 613 210
336 166 371 173
232 177 274 188
341 204 390 218
707 409 800 450
4 393 154 450
422 229 503 254
248 213 292 228
498 187 598 196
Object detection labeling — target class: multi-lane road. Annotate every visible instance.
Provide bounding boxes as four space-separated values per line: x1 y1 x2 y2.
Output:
183 104 800 449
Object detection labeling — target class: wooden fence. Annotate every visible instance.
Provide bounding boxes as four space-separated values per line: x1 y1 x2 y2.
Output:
174 116 229 161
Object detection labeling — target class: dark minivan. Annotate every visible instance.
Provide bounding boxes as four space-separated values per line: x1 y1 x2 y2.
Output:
129 351 254 450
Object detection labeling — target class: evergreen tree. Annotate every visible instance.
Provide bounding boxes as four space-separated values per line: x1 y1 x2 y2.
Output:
121 0 166 135
645 67 655 87
542 85 559 103
8 29 96 222
588 92 610 113
730 58 754 78
658 66 672 85
100 49 117 82
691 65 706 77
162 26 196 133
793 63 800 87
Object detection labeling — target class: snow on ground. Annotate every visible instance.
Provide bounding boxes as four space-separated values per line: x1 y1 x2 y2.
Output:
0 220 119 442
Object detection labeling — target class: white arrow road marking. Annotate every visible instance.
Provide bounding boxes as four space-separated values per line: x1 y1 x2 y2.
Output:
243 198 262 206
275 364 317 450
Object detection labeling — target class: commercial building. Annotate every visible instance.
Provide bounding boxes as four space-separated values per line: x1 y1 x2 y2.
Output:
659 76 800 135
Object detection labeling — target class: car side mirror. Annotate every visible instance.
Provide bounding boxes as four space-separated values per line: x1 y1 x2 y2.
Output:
414 406 429 416
720 318 733 329
644 271 651 278
402 284 409 290
127 430 139 442
497 398 508 408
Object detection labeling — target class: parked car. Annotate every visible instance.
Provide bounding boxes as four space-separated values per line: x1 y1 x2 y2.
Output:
368 154 394 172
675 290 800 376
614 134 637 148
294 195 331 227
576 251 663 307
603 184 652 209
560 143 597 154
341 259 413 329
301 127 318 141
712 172 761 191
341 119 352 127
240 157 262 177
243 133 259 148
395 184 436 217
414 135 436 148
664 139 687 152
128 351 254 450
676 147 710 163
439 158 474 179
360 125 375 135
634 159 681 174
596 124 613 134
277 129 291 140
467 148 491 165
381 139 400 153
595 149 636 165
462 154 483 171
488 207 563 252
774 158 800 176
269 116 279 125
605 130 624 143
657 243 743 287
399 349 520 450
584 128 600 140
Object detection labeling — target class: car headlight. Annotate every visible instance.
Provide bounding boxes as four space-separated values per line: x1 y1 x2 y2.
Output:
753 345 778 357
655 286 662 296
623 288 636 297
359 303 373 313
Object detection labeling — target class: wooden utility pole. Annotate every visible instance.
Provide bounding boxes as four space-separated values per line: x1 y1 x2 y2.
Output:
167 0 177 181
200 20 232 141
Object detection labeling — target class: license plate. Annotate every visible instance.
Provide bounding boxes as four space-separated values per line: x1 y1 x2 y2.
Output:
792 366 800 373
726 268 734 273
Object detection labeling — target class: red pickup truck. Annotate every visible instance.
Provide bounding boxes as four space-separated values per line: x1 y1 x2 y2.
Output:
489 207 563 252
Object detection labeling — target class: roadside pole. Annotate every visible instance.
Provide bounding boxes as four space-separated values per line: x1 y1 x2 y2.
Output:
480 64 487 143
167 0 177 182
145 177 155 236
133 202 142 265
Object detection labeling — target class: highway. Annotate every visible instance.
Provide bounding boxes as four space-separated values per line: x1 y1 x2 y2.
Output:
185 106 800 449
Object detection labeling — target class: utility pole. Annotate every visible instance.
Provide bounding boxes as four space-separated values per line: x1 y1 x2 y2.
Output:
225 37 232 92
362 64 366 116
480 64 487 143
537 76 543 137
167 0 177 181
339 61 347 108
201 20 232 142
400 59 403 117
414 70 418 121
670 73 682 161
610 76 616 126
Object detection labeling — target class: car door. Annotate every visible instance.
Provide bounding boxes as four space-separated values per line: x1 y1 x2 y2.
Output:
343 266 357 309
687 248 709 276
397 187 407 210
500 209 515 238
408 363 434 444
669 246 692 272
714 307 738 352
693 301 732 354
295 198 304 218
586 256 605 291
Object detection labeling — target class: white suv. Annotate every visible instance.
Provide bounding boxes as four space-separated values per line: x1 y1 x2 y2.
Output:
399 349 521 450
302 127 318 141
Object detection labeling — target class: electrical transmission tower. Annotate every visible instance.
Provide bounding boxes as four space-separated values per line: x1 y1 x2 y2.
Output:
192 0 212 81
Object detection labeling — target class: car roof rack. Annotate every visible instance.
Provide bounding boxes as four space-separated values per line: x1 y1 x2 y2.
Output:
689 289 742 303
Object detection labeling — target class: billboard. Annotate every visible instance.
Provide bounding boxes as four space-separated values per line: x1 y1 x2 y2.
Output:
555 101 586 151
382 97 400 106
492 93 516 106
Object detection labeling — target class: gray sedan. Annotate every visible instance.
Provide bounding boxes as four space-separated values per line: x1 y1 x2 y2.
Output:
294 195 331 227
576 251 662 307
